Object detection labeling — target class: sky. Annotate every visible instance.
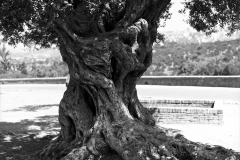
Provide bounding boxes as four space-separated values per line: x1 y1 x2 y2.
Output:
161 0 189 31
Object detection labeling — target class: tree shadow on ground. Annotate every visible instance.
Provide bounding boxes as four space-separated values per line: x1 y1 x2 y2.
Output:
3 104 59 112
0 115 60 160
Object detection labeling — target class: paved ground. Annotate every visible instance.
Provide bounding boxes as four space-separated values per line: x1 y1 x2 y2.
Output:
137 85 240 103
0 84 239 152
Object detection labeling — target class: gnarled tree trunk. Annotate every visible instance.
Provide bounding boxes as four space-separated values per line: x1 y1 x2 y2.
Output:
39 1 240 160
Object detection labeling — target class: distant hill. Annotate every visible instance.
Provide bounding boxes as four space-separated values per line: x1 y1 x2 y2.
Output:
3 28 240 77
144 38 240 76
161 27 240 44
9 48 61 60
7 27 240 59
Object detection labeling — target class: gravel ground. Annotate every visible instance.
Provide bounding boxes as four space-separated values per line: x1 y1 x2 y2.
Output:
0 84 239 152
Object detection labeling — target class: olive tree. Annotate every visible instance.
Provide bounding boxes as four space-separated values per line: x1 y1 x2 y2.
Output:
0 0 239 159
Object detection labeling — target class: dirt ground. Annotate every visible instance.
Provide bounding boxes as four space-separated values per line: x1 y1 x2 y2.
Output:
0 108 59 160
0 84 239 159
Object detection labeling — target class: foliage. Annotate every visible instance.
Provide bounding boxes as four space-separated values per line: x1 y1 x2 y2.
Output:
0 43 12 73
0 0 127 46
0 0 239 47
155 32 165 44
0 0 58 47
28 60 69 78
180 0 240 35
0 71 28 79
18 62 28 75
0 58 69 79
145 38 240 76
178 54 240 75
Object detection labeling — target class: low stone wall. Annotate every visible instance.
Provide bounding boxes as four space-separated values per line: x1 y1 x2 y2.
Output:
138 76 240 88
141 99 215 108
148 108 223 125
142 99 223 125
1 76 239 87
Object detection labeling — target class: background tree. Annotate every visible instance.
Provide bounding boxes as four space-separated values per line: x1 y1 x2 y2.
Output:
0 0 240 160
176 39 240 76
0 43 12 73
180 0 240 35
17 62 28 75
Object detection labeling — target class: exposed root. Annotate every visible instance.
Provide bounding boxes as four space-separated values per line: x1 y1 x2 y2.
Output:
100 119 239 160
61 146 91 160
38 137 83 160
38 116 240 160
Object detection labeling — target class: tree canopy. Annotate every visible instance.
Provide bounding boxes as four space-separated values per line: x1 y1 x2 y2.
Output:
0 0 239 47
0 0 170 47
180 0 240 34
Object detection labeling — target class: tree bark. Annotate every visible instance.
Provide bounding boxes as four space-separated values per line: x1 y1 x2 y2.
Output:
39 1 240 160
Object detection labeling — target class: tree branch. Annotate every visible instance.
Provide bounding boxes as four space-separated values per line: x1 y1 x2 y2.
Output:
143 0 171 42
116 0 152 28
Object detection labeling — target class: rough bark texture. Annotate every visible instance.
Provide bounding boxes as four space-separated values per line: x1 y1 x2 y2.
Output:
39 0 240 160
